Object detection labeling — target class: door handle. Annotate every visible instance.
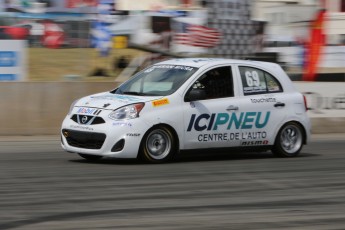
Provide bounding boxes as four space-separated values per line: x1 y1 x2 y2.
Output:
274 102 285 107
226 105 239 111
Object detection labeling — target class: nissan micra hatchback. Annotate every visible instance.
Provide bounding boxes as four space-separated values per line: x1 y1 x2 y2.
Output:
61 58 311 163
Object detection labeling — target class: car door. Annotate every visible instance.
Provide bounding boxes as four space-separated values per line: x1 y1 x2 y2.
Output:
182 65 242 149
234 65 288 147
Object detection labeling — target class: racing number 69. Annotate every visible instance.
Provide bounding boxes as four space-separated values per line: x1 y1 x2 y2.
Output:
245 71 260 87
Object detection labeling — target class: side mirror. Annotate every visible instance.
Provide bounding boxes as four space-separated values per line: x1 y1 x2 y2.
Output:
185 88 207 102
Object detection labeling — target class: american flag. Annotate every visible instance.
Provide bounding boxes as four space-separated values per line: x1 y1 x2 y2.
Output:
174 23 221 48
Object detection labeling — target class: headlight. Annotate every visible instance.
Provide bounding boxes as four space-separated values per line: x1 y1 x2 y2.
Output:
109 103 145 120
68 99 80 115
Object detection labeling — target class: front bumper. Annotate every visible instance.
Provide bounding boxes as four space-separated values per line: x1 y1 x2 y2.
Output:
61 115 149 159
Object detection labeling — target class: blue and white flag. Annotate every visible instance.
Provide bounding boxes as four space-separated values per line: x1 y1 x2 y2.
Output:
91 0 115 56
91 21 112 57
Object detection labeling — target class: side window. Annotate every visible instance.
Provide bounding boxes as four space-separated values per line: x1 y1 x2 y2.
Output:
265 72 283 93
189 66 233 100
239 66 283 95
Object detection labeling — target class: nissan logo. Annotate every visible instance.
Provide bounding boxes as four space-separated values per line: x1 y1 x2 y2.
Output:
81 116 88 124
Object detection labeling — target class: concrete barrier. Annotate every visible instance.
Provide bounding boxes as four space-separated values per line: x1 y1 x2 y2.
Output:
0 82 119 136
0 82 344 136
311 117 345 134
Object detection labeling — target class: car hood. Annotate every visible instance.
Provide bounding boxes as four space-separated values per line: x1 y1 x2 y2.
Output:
74 92 163 110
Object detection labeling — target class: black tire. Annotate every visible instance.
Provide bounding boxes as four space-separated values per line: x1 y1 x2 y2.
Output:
272 122 304 157
139 126 178 163
78 153 103 161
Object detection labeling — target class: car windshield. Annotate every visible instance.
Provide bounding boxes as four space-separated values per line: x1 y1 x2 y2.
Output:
113 64 198 96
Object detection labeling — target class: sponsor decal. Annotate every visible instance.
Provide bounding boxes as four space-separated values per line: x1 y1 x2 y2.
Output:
145 65 195 72
76 107 101 115
112 122 132 127
198 132 240 142
152 98 170 107
197 131 267 142
113 95 141 103
251 98 276 103
91 95 141 103
242 131 267 139
244 86 266 94
70 125 94 131
241 140 269 146
187 112 270 132
173 65 195 71
126 133 141 137
243 70 266 94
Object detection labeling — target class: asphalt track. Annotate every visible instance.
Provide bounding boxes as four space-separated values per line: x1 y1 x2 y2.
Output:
1 134 345 230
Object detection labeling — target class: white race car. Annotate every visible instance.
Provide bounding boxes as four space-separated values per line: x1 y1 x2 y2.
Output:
61 58 311 163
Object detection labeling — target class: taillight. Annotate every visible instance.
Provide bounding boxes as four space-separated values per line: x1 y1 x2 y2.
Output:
303 95 308 111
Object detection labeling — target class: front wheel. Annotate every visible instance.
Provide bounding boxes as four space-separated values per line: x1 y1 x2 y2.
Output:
272 122 304 157
139 126 178 163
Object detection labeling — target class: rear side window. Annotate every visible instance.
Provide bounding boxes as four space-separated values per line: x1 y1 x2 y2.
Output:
239 66 283 96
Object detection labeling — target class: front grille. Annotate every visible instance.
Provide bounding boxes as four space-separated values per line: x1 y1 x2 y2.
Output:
62 129 106 149
71 114 105 125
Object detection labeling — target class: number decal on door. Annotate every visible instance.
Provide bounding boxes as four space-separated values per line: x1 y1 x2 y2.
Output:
245 71 260 87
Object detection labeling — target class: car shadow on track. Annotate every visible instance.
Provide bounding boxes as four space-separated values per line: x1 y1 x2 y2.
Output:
68 150 318 165
175 150 317 163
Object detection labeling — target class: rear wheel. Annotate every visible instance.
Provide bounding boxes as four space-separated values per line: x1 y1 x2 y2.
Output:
78 153 103 161
139 126 177 163
272 122 304 157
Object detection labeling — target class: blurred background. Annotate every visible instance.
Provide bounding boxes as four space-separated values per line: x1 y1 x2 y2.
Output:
2 0 345 81
0 0 345 135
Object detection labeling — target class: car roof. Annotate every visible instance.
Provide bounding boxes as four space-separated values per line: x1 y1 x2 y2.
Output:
155 58 295 92
156 58 281 70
